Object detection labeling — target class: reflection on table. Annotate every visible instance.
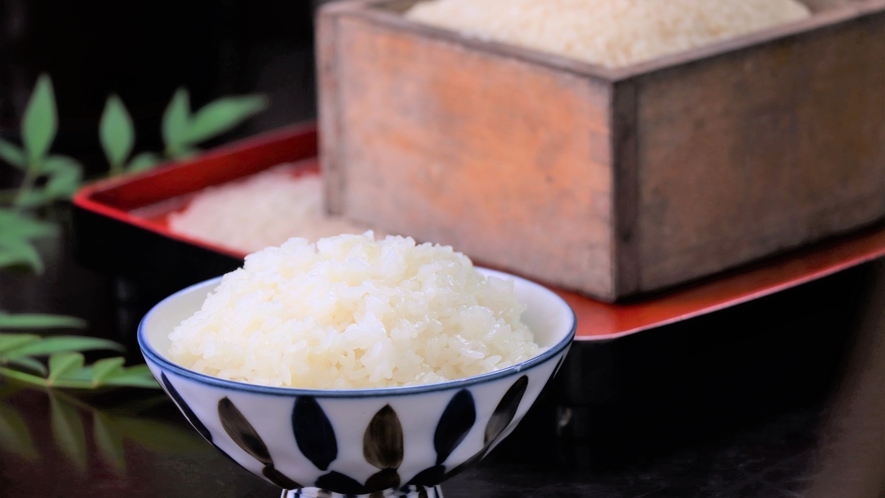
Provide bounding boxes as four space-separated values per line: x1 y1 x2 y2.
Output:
1 223 885 497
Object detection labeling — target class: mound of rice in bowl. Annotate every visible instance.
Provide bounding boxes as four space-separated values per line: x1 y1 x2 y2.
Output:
168 233 542 389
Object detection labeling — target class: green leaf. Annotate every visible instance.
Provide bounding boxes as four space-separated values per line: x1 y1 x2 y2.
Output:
5 357 48 376
102 364 159 389
0 367 51 387
48 352 85 383
43 155 83 199
0 312 86 330
0 401 39 460
0 333 41 352
91 357 125 385
10 189 52 210
0 138 25 170
49 393 87 471
21 74 58 165
99 95 135 171
162 88 191 155
94 412 126 472
0 366 92 389
126 152 161 173
58 365 93 383
5 336 121 359
0 239 43 273
182 95 267 146
0 209 57 239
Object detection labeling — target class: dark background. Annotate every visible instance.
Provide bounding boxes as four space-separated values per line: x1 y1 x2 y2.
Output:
0 0 318 182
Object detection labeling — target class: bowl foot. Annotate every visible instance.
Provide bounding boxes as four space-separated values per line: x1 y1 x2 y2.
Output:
281 486 443 498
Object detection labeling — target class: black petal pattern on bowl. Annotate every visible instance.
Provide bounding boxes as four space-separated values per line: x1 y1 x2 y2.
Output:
218 397 303 489
433 389 476 465
484 375 528 444
363 404 404 469
218 397 273 464
363 404 404 491
443 450 484 480
407 465 445 487
315 471 368 494
366 468 400 492
446 375 529 480
553 354 566 378
161 373 212 442
263 465 303 490
408 389 477 486
293 396 338 471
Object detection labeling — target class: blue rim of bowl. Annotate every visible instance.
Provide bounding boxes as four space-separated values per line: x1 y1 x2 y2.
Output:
137 268 577 398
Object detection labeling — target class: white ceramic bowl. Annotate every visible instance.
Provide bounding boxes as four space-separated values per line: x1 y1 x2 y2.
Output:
138 269 575 497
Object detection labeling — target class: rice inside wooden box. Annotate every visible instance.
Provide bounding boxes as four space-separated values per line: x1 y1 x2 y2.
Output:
318 0 885 302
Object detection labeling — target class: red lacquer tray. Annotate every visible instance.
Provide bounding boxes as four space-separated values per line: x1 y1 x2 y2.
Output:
72 123 885 341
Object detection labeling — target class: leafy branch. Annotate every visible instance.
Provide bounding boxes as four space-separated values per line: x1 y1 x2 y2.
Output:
0 74 267 393
100 87 267 174
0 209 57 273
0 74 268 277
0 312 158 389
0 75 83 210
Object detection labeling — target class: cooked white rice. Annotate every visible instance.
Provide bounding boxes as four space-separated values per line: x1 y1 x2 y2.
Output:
405 0 811 68
168 233 541 389
168 165 373 253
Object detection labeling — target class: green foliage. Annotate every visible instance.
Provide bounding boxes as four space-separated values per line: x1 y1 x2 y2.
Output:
0 138 25 169
0 315 156 390
0 74 84 211
0 332 158 390
3 74 269 206
0 74 266 398
101 86 267 173
162 88 191 156
0 80 267 295
42 155 82 197
183 93 268 146
21 75 58 164
0 311 85 330
99 95 136 175
0 330 178 471
1 74 268 212
0 209 57 273
127 151 160 172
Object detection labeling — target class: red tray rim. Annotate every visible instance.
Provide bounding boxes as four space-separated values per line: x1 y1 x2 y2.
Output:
73 123 318 261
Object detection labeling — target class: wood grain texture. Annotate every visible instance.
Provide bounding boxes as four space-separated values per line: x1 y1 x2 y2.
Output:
634 11 885 291
319 0 885 301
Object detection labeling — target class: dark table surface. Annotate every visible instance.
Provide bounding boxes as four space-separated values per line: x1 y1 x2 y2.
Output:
2 216 885 498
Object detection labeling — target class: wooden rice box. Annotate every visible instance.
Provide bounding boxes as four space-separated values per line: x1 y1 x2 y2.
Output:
317 0 885 302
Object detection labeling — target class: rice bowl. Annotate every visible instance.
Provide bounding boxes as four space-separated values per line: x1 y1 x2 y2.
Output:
138 267 574 493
